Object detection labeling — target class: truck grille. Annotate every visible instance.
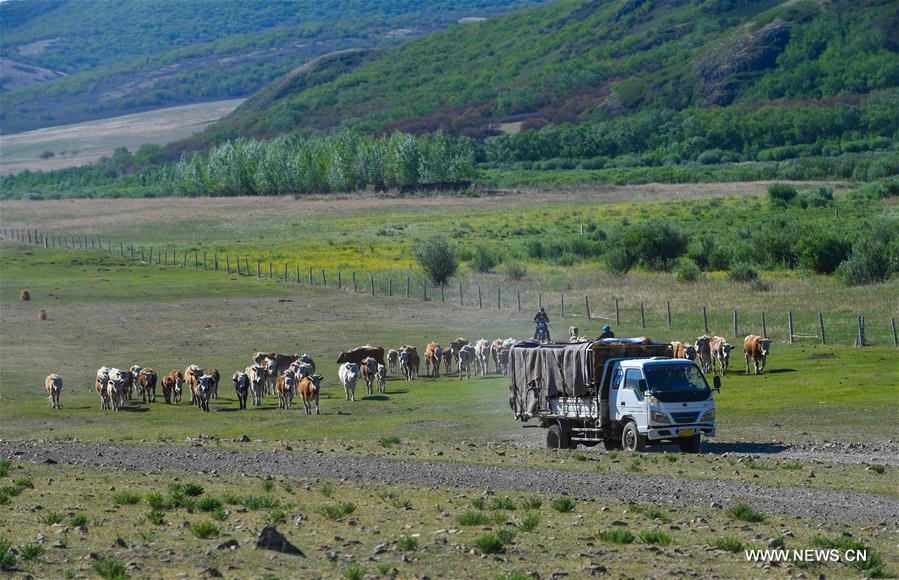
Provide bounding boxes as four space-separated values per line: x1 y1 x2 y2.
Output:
671 412 699 424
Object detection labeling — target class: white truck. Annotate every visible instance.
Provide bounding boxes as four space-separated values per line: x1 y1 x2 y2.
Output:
508 338 719 452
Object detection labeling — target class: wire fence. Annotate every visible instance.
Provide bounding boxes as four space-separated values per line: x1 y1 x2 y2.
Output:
5 227 898 348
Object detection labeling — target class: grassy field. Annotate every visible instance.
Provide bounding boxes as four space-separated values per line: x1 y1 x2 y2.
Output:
0 99 243 175
2 461 894 579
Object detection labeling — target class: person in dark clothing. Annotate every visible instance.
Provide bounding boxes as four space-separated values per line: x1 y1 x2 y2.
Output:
533 308 550 342
598 324 615 339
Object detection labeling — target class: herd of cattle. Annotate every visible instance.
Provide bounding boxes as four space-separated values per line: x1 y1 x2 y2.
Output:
40 334 771 411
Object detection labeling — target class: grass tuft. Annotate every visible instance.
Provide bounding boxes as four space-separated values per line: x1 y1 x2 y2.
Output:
0 538 16 571
869 464 886 475
146 510 166 525
19 543 44 563
42 511 65 525
210 507 229 521
713 537 743 552
318 502 356 521
397 535 419 550
473 533 505 554
93 557 127 580
113 491 141 505
345 563 365 580
551 496 575 513
471 497 486 510
598 529 636 544
489 497 517 511
169 482 203 497
197 497 223 512
457 511 490 526
189 521 219 539
261 480 274 492
321 483 334 498
519 513 540 532
728 503 765 523
379 436 401 448
522 497 542 510
242 495 277 510
0 461 9 478
639 530 672 545
70 514 87 527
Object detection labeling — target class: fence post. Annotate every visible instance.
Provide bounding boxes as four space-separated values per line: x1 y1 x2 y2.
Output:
423 281 427 302
539 293 542 309
245 258 250 275
255 259 260 278
497 286 501 310
585 296 591 320
296 264 300 282
202 252 206 271
141 246 145 262
788 310 794 344
406 276 410 299
702 306 708 334
441 283 445 303
308 267 313 285
477 286 482 309
388 278 393 297
891 318 897 348
226 256 231 274
370 274 375 296
337 271 342 289
268 260 272 279
353 272 358 292
819 312 826 345
321 269 326 286
459 283 463 306
640 302 645 328
761 311 767 339
856 316 866 347
615 298 620 326
283 263 287 282
667 301 672 330
120 243 124 257
732 309 738 338
560 294 565 318
215 253 219 272
130 245 134 260
517 290 521 312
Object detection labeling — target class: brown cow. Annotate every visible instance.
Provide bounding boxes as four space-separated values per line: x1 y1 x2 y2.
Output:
449 338 469 373
694 336 713 373
45 373 62 409
161 370 184 404
424 342 443 378
298 374 322 415
360 357 378 395
399 345 420 381
185 365 203 404
387 349 399 375
743 335 771 375
253 352 304 376
96 367 111 410
276 370 296 410
120 369 134 401
138 368 157 403
336 345 385 366
670 341 697 361
207 368 221 399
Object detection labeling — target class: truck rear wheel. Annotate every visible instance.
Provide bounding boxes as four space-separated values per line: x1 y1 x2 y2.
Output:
546 424 570 450
678 434 701 454
621 422 646 452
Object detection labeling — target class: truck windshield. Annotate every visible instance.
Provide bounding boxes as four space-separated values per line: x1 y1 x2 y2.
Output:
644 365 711 402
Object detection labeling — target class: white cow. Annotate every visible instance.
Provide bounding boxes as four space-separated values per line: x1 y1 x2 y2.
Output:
45 373 62 409
474 339 491 376
457 345 476 380
245 364 266 406
106 368 127 411
376 363 387 393
339 362 360 402
694 336 713 374
710 336 735 375
386 349 399 375
96 367 111 410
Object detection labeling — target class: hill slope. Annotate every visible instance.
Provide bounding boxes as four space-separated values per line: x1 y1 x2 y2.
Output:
202 0 899 140
0 0 543 133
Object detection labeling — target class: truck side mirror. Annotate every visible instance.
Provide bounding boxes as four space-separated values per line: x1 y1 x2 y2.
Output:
637 379 647 392
713 376 721 392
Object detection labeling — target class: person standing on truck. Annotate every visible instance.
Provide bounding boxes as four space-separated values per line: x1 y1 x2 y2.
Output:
598 325 615 339
533 307 551 342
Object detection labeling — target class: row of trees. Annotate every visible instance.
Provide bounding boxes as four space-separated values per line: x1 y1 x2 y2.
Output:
164 132 477 196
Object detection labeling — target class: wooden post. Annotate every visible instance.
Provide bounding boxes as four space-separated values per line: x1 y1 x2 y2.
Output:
539 293 543 309
130 245 134 260
296 265 300 282
702 305 708 334
215 253 219 272
585 296 591 320
406 276 410 299
353 272 358 292
732 309 738 338
245 258 250 275
761 311 767 339
477 286 482 309
615 298 620 326
560 294 565 318
891 318 897 348
370 274 375 296
256 259 261 278
308 266 313 284
268 260 272 279
517 290 521 312
856 316 865 347
226 256 231 274
321 269 326 286
120 243 124 257
441 283 445 303
788 310 795 343
141 246 145 262
283 263 288 282
819 312 826 345
459 283 463 306
423 281 428 302
497 286 501 310
667 301 672 330
202 252 206 271
338 271 342 289
388 278 393 297
640 302 645 328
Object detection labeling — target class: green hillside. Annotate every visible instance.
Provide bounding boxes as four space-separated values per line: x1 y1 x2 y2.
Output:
202 0 899 141
0 0 542 133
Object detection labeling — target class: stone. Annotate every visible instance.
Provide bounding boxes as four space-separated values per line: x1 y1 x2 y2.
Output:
217 539 240 551
236 435 251 442
200 567 223 577
256 525 305 556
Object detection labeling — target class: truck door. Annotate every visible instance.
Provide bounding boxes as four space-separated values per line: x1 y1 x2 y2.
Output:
617 368 647 428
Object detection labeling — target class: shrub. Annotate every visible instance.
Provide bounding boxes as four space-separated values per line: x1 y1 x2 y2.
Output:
639 530 672 545
470 245 498 273
242 495 277 510
620 221 690 271
70 514 87 526
0 461 9 477
321 483 334 497
190 521 220 539
457 511 490 526
598 529 635 544
318 502 356 520
728 262 758 283
714 537 743 552
489 497 517 511
281 482 293 494
689 235 731 271
551 497 575 513
146 493 171 511
261 480 274 492
768 183 798 207
197 497 223 512
521 498 542 510
473 533 505 554
797 233 851 274
169 483 203 497
496 528 516 544
397 535 419 550
146 511 166 525
837 237 893 285
728 503 765 522
501 261 526 281
0 538 15 571
675 259 702 283
471 497 486 510
345 564 365 580
113 491 141 505
412 237 458 285
519 513 540 532
93 558 127 580
605 245 635 276
869 464 886 475
42 512 65 525
379 436 401 448
210 507 229 521
697 149 725 165
19 543 44 563
812 535 887 576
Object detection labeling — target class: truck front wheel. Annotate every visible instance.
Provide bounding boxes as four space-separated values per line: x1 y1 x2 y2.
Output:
546 424 570 450
678 434 701 453
621 422 646 452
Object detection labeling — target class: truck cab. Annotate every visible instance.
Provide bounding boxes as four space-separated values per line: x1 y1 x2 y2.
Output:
605 358 717 452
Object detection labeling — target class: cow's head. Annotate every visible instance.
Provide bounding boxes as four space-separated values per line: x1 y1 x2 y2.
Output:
310 374 323 391
197 374 213 398
434 346 443 360
263 358 277 375
685 344 697 359
363 357 377 372
97 366 110 379
107 369 125 391
349 363 360 377
760 338 771 356
695 336 710 349
722 343 734 357
233 372 248 390
399 350 409 365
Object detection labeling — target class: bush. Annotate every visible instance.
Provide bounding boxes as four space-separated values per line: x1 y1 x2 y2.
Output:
242 495 277 510
504 261 527 281
413 237 458 285
19 543 44 563
519 513 540 532
146 510 166 525
638 530 672 545
190 521 219 539
0 538 15 571
837 236 894 285
713 537 743 552
688 235 731 271
70 514 87 526
473 533 505 554
489 497 517 511
768 183 798 207
42 512 65 525
318 502 356 520
522 498 542 510
598 529 635 544
211 507 229 521
728 262 758 283
169 483 203 497
551 496 575 513
93 558 127 580
113 491 141 505
797 233 851 274
470 245 498 273
604 245 635 275
197 497 223 512
378 436 401 448
728 503 765 522
620 221 690 271
675 259 702 283
146 493 171 511
697 149 725 164
397 535 419 550
457 511 490 526
0 461 9 477
345 564 365 580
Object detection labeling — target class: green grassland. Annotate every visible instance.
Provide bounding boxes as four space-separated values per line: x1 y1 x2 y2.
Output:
2 462 894 579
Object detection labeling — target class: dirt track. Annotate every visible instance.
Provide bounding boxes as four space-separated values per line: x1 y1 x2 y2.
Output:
3 441 897 525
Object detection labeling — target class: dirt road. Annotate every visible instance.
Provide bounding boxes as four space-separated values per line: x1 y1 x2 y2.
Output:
3 441 896 525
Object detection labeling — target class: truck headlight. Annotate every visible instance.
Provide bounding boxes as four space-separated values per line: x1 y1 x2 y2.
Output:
701 409 715 422
650 410 670 424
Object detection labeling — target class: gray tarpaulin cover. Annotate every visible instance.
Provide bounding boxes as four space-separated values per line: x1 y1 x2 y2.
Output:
508 341 591 419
